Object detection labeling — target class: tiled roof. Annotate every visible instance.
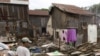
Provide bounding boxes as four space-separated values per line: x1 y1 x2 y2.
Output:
52 3 94 15
29 10 49 16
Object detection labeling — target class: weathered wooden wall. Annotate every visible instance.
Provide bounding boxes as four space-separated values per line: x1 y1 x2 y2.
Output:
52 7 62 29
51 7 79 29
29 15 49 35
29 15 49 27
0 3 28 36
51 7 93 29
0 3 28 21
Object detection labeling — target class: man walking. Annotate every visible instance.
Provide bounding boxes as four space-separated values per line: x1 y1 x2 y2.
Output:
16 37 32 56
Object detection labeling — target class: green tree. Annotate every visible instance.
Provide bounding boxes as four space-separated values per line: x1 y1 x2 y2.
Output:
89 3 100 14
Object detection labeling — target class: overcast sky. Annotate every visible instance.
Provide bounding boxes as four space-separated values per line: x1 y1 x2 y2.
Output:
29 0 100 10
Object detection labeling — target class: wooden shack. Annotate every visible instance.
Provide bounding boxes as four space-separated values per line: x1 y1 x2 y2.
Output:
29 10 49 36
0 2 29 40
50 3 94 43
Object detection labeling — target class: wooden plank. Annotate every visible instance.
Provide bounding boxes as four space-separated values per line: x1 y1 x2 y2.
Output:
0 4 28 21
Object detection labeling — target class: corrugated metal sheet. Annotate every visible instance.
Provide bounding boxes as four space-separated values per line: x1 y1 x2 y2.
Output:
10 0 28 4
0 0 28 3
29 10 49 16
52 3 94 16
0 0 10 3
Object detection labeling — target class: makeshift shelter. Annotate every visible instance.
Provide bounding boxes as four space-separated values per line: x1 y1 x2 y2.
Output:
49 3 94 43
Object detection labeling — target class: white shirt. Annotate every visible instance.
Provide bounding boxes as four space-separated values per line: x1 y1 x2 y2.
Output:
16 46 30 56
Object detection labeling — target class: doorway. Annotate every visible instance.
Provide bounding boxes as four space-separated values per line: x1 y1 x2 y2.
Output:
42 27 46 34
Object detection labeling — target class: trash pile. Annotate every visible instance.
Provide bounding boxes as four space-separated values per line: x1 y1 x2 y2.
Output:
47 42 100 56
70 43 100 56
23 37 100 56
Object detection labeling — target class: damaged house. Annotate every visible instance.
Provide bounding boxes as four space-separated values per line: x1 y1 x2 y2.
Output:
49 3 94 43
0 0 29 40
29 10 49 37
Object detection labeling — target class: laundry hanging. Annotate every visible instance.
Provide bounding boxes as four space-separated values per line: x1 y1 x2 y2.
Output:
67 29 77 42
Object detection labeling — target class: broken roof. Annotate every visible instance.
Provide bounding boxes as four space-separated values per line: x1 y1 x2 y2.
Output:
51 3 94 16
29 10 49 16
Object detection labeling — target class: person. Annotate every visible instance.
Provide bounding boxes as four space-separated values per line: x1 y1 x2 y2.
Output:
0 42 9 50
16 37 32 56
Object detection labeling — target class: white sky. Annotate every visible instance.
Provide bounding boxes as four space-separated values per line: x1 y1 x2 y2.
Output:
29 0 100 10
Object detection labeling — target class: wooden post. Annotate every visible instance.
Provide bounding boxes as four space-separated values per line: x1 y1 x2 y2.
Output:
19 21 22 31
53 28 56 43
59 31 60 51
33 28 35 37
13 21 17 41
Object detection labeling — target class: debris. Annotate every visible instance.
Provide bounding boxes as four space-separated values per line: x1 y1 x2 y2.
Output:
71 51 82 55
46 51 64 56
30 47 41 53
41 43 56 48
71 43 100 56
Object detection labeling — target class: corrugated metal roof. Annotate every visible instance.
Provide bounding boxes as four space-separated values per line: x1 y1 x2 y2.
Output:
52 3 94 15
29 10 49 16
0 0 28 5
0 0 10 3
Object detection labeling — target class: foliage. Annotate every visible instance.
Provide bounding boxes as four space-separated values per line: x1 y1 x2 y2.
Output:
89 3 100 14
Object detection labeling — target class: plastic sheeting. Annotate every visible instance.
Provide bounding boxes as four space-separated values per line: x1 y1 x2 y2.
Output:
88 24 97 43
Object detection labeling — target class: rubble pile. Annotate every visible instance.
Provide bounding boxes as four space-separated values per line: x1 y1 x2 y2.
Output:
36 37 52 46
70 43 100 56
30 37 100 56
